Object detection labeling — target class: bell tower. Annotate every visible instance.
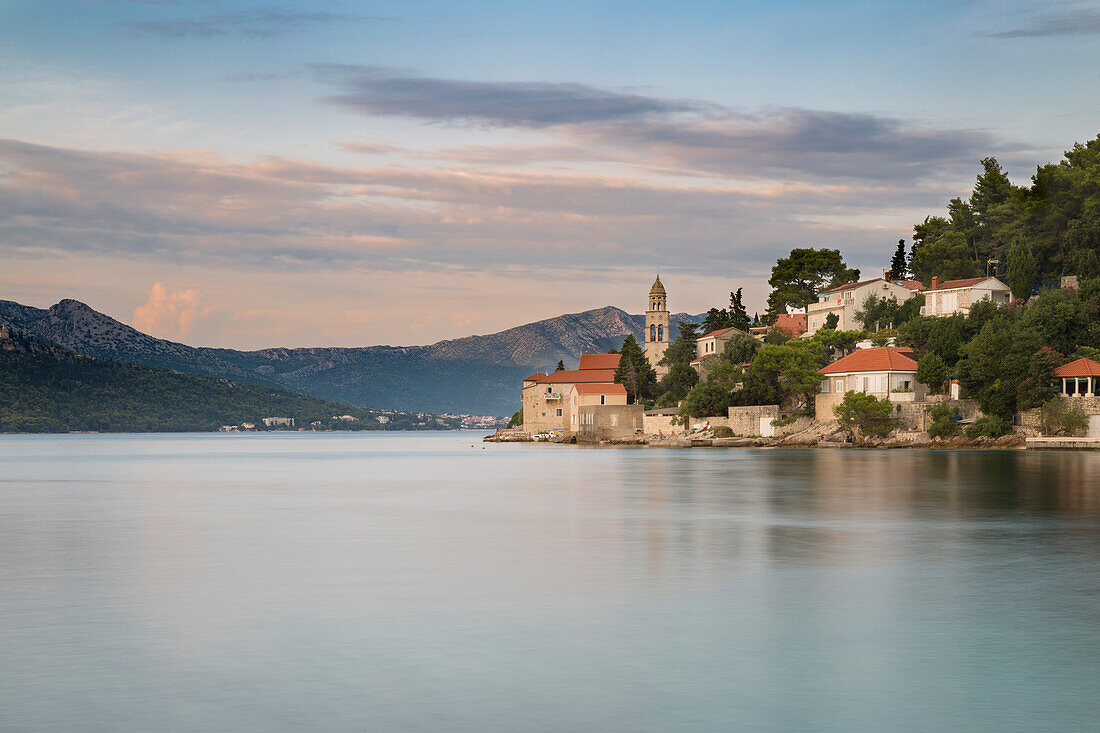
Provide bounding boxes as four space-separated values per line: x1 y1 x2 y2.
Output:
645 275 670 376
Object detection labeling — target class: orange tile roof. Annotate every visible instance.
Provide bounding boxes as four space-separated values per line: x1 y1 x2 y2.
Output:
577 353 621 370
1054 358 1100 378
523 372 547 382
573 382 627 395
820 347 918 374
924 277 991 291
690 353 718 365
537 369 618 384
895 280 924 291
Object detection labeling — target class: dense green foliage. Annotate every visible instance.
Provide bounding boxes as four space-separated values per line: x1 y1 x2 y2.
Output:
613 334 657 404
0 337 457 433
834 391 897 438
854 293 923 332
927 403 961 439
766 248 860 318
678 381 734 421
507 409 523 428
910 137 1100 286
964 415 1012 439
915 353 947 394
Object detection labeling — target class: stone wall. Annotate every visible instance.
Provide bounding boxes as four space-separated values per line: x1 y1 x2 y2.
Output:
576 404 644 442
1018 396 1100 434
727 405 779 436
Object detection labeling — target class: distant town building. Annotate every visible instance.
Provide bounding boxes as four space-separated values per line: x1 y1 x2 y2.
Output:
376 415 390 424
0 325 9 339
806 277 921 335
693 326 751 374
920 276 1011 317
241 422 255 430
262 417 295 428
815 346 926 419
645 275 670 377
333 415 358 422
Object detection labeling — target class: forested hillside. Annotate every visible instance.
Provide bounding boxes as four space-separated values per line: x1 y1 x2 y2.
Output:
910 135 1100 288
0 335 457 433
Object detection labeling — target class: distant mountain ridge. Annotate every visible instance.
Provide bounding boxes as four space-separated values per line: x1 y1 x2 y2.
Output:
0 298 702 416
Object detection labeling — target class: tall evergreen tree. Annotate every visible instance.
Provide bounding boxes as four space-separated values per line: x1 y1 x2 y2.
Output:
729 288 751 331
555 360 565 372
613 334 656 404
889 239 908 279
1006 240 1038 300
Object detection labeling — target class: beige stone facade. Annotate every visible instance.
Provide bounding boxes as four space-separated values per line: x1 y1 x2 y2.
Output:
575 404 645 441
920 276 1011 317
805 278 921 335
521 355 623 437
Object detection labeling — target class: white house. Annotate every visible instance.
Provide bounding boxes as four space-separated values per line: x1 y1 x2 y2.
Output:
920 276 1012 317
814 347 926 419
805 278 922 335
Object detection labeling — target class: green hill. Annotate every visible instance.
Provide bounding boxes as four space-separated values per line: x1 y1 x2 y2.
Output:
0 334 458 433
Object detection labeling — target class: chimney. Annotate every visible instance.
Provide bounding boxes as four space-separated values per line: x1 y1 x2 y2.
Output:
884 271 891 282
931 276 939 290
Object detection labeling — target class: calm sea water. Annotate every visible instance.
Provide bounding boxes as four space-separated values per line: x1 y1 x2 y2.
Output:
1 433 1098 732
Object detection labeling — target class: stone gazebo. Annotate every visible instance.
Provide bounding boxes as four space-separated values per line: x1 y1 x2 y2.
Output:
1055 358 1100 397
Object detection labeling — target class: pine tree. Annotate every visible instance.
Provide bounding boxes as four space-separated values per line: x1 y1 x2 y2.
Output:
1006 240 1037 300
889 239 908 279
555 360 565 372
614 334 656 404
729 288 751 331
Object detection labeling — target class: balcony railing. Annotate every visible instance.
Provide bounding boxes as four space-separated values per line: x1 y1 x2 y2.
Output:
543 392 563 400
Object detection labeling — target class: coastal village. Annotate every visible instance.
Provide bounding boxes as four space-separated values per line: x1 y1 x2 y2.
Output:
501 270 1100 449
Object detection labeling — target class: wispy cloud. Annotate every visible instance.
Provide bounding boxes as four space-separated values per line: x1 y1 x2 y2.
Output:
313 65 707 127
981 7 1100 38
315 66 1002 183
0 137 944 278
120 9 365 38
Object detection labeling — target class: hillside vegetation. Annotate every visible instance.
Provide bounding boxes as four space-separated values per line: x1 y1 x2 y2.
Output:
910 135 1100 285
0 335 456 433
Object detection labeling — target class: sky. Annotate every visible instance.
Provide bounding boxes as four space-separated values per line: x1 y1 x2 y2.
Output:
1 0 1098 349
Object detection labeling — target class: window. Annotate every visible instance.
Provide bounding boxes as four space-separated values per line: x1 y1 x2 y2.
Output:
650 324 656 342
571 414 577 424
572 395 577 406
610 414 618 426
821 380 829 394
556 409 562 416
658 324 664 342
600 395 606 405
835 379 843 393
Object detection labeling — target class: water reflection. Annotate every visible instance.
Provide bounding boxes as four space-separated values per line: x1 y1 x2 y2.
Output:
1 434 1099 732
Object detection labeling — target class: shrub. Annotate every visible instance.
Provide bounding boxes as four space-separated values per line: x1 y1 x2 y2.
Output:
927 403 960 438
713 426 734 438
964 414 1012 438
833 391 898 438
1040 398 1089 436
678 382 733 421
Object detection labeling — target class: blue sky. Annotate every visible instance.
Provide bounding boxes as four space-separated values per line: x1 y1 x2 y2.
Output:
2 0 1098 347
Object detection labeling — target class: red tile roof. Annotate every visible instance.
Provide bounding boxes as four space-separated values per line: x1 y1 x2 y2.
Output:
577 353 622 370
819 277 883 294
537 369 618 384
523 372 547 382
573 383 627 395
895 280 924 291
924 277 991 291
1054 358 1100 378
820 347 918 374
690 353 718 365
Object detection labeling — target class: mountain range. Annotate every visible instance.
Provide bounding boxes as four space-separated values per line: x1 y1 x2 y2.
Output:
0 298 702 416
